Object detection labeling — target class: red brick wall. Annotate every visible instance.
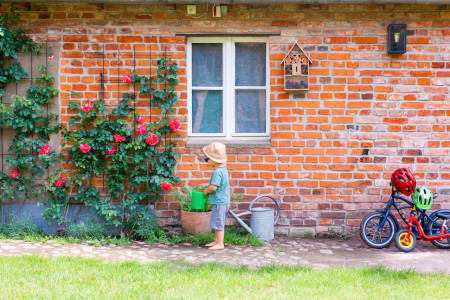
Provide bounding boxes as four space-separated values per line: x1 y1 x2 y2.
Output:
4 2 449 236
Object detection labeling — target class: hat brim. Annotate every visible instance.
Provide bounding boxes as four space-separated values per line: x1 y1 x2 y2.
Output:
202 146 227 164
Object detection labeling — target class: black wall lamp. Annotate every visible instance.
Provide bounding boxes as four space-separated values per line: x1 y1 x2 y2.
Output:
388 24 407 54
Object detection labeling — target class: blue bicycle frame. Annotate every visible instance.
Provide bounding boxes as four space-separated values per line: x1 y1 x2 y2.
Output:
377 188 450 235
376 190 412 232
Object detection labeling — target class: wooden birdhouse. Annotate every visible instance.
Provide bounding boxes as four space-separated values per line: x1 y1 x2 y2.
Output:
281 43 311 91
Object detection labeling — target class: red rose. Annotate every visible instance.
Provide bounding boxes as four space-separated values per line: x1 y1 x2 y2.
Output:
136 116 144 123
86 98 94 104
82 104 93 113
146 133 159 146
160 181 172 191
122 75 132 84
106 145 117 155
10 171 19 178
136 124 146 135
113 134 126 142
169 119 181 131
54 178 67 187
79 144 91 153
39 145 51 155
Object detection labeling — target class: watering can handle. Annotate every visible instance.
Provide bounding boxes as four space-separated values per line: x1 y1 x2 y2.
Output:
248 195 280 225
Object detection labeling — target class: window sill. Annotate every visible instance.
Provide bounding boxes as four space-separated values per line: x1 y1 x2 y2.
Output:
185 138 271 149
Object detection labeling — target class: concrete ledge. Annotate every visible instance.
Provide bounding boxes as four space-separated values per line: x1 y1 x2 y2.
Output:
186 138 271 149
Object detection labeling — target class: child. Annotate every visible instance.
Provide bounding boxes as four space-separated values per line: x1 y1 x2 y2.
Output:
200 142 230 250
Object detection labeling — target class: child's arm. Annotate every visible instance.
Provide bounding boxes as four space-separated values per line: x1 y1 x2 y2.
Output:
203 184 217 196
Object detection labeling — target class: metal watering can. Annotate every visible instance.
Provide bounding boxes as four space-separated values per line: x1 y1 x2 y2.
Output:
184 185 209 211
229 195 280 241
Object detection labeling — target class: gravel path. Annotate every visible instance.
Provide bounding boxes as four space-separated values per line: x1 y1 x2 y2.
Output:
1 237 448 274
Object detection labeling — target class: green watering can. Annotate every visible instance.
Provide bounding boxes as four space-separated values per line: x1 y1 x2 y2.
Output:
184 185 209 211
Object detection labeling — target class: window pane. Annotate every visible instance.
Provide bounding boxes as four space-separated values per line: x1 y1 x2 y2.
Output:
192 44 222 87
192 90 223 133
235 43 266 87
235 90 266 133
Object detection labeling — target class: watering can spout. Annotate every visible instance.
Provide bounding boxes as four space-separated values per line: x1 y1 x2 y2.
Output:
184 185 192 197
229 210 252 234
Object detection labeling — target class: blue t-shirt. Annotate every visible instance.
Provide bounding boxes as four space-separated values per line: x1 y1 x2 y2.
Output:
208 166 230 205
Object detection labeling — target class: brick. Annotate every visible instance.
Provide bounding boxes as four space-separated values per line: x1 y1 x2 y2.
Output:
63 35 89 42
408 37 432 44
329 53 351 60
272 21 297 27
324 37 350 44
352 37 377 44
117 36 143 43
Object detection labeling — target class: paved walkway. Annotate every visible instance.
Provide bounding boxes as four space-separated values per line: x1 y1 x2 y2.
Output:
0 237 449 274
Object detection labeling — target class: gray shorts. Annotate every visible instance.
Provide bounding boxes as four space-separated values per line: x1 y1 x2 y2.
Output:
210 204 230 231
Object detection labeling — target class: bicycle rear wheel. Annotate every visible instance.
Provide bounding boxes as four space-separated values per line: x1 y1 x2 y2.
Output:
360 212 396 248
427 215 450 249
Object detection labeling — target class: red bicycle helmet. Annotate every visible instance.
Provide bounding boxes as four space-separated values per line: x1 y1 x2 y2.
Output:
391 168 416 196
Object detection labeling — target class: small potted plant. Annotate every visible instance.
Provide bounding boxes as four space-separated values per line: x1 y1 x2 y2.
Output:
173 189 212 235
173 189 243 235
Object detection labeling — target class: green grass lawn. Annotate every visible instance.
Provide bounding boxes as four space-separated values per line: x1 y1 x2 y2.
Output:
0 256 448 299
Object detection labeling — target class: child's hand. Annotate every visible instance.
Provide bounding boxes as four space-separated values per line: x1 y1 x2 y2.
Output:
198 183 208 188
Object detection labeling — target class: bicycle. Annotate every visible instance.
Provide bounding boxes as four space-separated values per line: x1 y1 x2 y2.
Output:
395 206 450 252
360 188 450 249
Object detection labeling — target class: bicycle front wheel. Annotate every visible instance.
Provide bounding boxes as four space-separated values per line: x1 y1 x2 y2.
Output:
395 229 417 252
427 215 450 249
360 212 396 249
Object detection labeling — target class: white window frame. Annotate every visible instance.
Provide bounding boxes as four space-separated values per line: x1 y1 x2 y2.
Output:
187 37 270 140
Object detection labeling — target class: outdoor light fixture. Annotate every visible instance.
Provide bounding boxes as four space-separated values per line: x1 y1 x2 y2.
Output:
388 24 407 54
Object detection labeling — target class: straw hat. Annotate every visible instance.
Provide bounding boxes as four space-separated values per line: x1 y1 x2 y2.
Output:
202 142 227 164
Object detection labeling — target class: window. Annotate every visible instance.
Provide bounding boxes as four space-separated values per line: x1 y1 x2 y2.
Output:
187 37 269 140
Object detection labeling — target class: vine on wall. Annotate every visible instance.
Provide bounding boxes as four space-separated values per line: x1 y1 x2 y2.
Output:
50 59 181 234
0 9 182 237
0 9 61 215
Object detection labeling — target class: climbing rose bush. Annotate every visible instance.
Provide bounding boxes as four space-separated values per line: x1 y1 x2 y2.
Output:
0 9 62 214
55 59 181 233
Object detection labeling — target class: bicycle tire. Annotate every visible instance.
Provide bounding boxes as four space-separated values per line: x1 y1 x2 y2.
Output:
395 229 417 252
427 215 450 249
360 211 396 249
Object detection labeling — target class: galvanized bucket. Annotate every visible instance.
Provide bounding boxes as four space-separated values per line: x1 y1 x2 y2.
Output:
229 195 280 240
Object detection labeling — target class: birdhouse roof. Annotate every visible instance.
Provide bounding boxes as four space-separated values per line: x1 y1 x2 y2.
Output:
281 43 311 65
